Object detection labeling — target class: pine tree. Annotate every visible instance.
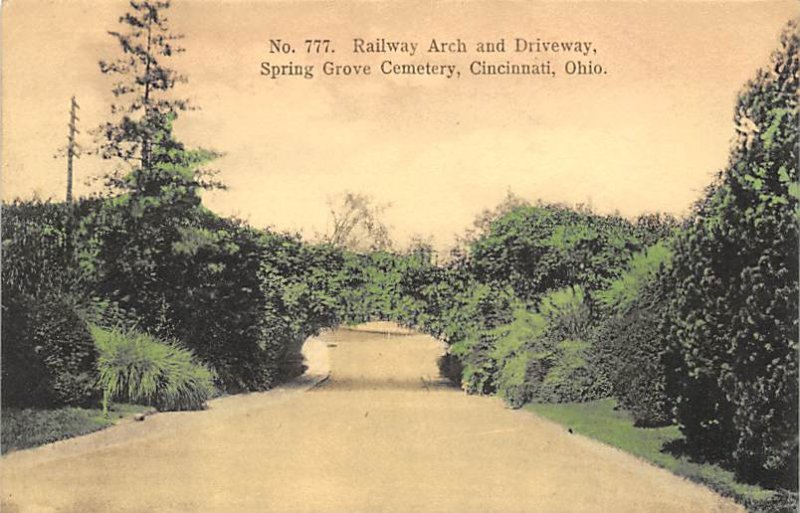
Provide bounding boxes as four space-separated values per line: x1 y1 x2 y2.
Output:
96 0 219 196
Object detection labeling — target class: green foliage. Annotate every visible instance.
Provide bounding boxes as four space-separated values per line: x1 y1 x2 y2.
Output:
92 325 214 412
97 0 196 183
1 200 95 298
82 143 218 335
1 200 104 408
444 284 515 394
595 241 672 313
537 338 606 403
169 215 282 391
468 202 662 300
256 233 344 384
490 306 546 407
663 21 799 489
436 353 464 385
78 134 345 391
0 22 793 507
2 181 345 398
335 203 655 408
594 299 671 427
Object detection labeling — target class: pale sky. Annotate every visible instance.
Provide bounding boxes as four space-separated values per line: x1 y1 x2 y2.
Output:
3 0 797 249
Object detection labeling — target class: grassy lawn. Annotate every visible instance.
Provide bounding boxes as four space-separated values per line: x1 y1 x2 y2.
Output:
527 399 794 512
1 404 152 455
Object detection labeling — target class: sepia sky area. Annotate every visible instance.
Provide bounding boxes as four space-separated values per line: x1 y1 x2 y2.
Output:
3 0 798 249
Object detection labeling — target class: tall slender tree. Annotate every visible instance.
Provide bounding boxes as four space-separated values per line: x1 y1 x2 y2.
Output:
89 0 225 341
96 0 196 192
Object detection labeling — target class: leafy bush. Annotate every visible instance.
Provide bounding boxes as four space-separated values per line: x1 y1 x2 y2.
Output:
445 284 515 394
91 326 215 412
452 332 500 395
82 185 342 392
1 200 102 408
1 293 100 408
1 200 98 299
593 244 673 426
489 287 611 408
595 242 672 313
530 287 610 403
491 307 546 407
2 192 345 398
536 338 610 403
594 305 671 426
437 353 464 385
746 490 800 513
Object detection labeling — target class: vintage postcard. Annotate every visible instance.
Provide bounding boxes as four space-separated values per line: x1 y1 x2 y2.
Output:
2 1 798 512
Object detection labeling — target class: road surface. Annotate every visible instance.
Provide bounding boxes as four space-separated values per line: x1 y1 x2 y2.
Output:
1 324 742 513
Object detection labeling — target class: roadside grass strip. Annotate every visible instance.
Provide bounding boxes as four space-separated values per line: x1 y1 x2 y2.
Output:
527 399 793 512
1 404 151 454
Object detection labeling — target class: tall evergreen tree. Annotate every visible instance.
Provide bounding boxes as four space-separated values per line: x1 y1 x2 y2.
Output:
96 0 220 196
89 0 223 340
664 21 798 488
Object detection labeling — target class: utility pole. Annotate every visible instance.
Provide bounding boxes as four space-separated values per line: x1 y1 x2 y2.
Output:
66 96 80 203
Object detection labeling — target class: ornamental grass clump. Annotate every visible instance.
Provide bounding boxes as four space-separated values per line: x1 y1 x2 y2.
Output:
91 325 215 413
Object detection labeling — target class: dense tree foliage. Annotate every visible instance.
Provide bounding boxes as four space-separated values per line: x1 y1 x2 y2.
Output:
1 196 346 401
469 202 668 300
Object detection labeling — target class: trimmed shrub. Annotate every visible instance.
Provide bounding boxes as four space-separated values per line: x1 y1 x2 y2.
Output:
593 244 673 426
1 293 100 408
594 306 671 427
91 326 215 412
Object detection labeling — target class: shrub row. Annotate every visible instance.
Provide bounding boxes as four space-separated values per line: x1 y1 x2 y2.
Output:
335 22 799 496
